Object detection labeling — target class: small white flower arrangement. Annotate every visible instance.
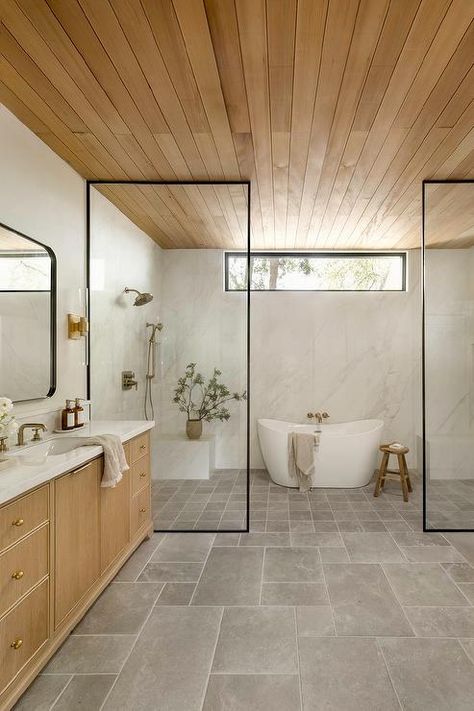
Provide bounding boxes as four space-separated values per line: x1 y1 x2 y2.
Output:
0 397 18 441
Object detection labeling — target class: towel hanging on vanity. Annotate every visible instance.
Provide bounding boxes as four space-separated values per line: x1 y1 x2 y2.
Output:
81 434 129 488
288 431 319 493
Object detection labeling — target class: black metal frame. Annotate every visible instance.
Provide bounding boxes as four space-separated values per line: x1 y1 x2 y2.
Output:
422 179 474 532
0 221 57 402
224 250 407 292
86 180 251 534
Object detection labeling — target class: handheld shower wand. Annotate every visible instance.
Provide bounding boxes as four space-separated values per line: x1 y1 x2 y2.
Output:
144 322 163 420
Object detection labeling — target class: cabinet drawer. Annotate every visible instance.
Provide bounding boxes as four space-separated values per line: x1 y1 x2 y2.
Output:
131 486 150 537
130 433 149 464
131 455 150 496
0 525 49 618
0 487 49 553
0 579 49 695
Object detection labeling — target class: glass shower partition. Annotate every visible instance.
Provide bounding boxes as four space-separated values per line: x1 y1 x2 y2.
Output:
423 180 474 531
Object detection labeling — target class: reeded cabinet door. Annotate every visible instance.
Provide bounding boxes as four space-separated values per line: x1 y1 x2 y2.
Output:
54 460 100 627
100 464 130 572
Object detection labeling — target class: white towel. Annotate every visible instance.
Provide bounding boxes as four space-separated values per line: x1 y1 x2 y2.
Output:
81 434 129 488
288 432 318 493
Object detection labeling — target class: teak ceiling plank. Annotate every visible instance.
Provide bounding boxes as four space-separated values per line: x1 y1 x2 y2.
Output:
267 0 297 248
235 0 274 247
306 0 390 246
286 0 328 247
171 0 240 180
2 0 147 178
326 0 452 246
294 0 360 246
45 0 177 179
203 0 250 135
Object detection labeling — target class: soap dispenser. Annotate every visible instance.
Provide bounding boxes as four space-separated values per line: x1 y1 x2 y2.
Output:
61 400 75 431
73 398 85 428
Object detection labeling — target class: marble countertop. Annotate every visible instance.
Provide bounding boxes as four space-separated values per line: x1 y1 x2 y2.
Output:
0 420 155 506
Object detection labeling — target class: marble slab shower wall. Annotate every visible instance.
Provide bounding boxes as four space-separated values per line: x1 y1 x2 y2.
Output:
90 189 163 421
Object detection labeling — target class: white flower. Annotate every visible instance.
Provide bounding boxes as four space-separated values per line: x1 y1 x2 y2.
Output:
0 397 13 413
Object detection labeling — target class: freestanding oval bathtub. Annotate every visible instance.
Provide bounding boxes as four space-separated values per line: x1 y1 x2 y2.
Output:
257 418 384 488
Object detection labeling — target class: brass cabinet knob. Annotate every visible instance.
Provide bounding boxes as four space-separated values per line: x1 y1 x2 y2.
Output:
140 444 146 451
139 472 146 478
12 518 24 527
11 570 24 580
10 639 23 650
140 508 147 513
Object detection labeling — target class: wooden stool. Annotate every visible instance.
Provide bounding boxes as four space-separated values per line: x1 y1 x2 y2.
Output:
373 443 412 502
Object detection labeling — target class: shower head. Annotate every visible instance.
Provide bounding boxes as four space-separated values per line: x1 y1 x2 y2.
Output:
124 287 153 306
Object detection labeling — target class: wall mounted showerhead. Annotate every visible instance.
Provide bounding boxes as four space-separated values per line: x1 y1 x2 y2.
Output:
124 287 153 306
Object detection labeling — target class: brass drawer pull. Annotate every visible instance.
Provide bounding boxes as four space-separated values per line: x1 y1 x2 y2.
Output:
139 444 146 451
140 507 147 513
12 518 24 527
11 570 24 580
139 472 146 478
10 639 23 650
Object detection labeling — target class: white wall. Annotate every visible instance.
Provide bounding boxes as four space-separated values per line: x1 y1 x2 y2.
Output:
0 106 86 425
89 189 163 421
156 249 422 469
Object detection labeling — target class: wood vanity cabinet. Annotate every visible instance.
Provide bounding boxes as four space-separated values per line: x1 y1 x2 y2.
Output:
0 431 152 711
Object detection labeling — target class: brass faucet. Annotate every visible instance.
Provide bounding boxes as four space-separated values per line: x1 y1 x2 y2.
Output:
307 411 330 424
17 423 48 446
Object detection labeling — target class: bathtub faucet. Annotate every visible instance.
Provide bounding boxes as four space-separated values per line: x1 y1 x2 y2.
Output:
307 411 330 424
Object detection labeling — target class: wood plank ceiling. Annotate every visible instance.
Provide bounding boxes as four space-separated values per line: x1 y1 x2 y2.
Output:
0 0 473 249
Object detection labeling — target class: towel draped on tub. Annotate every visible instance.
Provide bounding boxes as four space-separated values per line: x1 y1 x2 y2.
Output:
81 434 129 488
288 431 319 492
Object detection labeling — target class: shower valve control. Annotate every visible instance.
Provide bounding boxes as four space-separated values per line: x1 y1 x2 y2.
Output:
122 371 138 390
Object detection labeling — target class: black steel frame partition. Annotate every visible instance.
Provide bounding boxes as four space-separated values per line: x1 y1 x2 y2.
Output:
422 179 474 532
86 180 251 534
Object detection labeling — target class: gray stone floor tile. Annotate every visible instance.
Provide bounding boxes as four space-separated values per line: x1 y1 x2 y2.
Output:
13 675 71 711
212 607 298 674
74 582 162 634
296 606 335 636
379 637 474 711
192 547 263 605
155 582 196 605
261 582 328 605
103 606 222 711
442 562 474 582
290 531 343 547
299 637 400 710
239 532 290 546
324 563 414 636
44 636 135 674
382 563 469 606
137 561 203 582
202 674 301 711
404 606 474 637
151 533 215 561
52 674 115 711
401 546 465 562
263 547 322 582
342 532 404 562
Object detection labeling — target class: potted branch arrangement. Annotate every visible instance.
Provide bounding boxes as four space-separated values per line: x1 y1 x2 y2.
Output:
173 363 247 440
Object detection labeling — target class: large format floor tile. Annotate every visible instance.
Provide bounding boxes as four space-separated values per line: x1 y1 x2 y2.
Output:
212 607 298 674
151 533 215 562
192 547 263 605
342 532 404 562
13 675 72 711
379 638 474 711
263 547 322 582
403 606 474 637
324 563 414 636
103 606 222 711
202 674 301 711
44 635 135 674
299 638 400 710
52 675 115 711
382 563 469 606
261 582 328 605
74 582 163 634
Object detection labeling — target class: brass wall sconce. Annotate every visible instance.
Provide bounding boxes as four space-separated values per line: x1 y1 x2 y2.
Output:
68 313 89 340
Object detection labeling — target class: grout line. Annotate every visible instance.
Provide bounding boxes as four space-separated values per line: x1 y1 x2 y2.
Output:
376 639 404 710
197 606 225 711
48 675 74 710
293 606 304 711
188 540 215 606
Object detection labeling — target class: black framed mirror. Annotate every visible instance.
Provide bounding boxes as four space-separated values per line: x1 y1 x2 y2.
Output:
0 222 56 402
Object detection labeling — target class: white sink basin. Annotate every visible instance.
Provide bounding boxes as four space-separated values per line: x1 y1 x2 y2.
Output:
6 437 91 465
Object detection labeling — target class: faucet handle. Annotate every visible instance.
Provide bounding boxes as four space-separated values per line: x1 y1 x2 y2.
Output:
321 412 330 420
32 425 47 441
306 412 314 419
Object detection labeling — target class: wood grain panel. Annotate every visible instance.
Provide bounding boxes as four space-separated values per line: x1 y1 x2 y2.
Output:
0 0 472 248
